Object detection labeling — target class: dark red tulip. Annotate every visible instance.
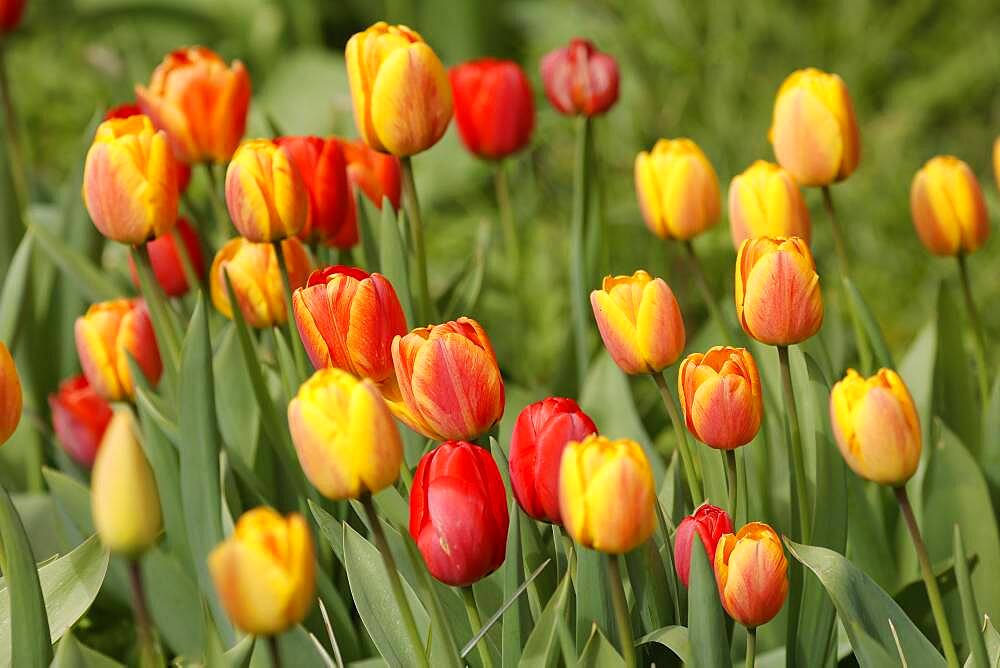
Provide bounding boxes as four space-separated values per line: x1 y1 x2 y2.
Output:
450 58 535 160
0 0 26 33
409 441 508 586
48 375 113 469
128 218 205 297
509 397 597 524
540 38 619 117
673 502 733 587
105 103 192 192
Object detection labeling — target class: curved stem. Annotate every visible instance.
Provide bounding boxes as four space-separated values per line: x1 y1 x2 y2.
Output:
461 587 494 668
745 626 756 668
653 371 703 505
128 560 160 668
494 161 519 273
0 40 28 222
725 449 738 518
956 254 990 410
683 240 736 342
267 635 282 668
570 116 593 388
895 486 960 668
607 554 636 667
777 345 811 543
272 240 307 377
401 157 432 323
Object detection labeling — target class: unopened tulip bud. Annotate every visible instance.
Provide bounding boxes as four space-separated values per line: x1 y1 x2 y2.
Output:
635 138 721 241
715 522 788 628
342 139 402 210
728 160 810 248
275 136 356 248
910 155 989 257
540 38 619 117
674 503 733 588
678 346 763 449
0 342 21 446
226 140 308 242
105 103 192 193
48 375 113 469
127 218 205 297
75 299 162 401
450 59 535 160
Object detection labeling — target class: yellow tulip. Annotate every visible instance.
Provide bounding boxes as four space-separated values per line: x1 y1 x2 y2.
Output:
225 140 308 243
910 155 989 257
635 138 721 241
728 160 810 248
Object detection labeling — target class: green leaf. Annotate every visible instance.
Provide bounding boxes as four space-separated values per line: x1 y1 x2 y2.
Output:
379 198 415 326
464 557 551 661
575 546 613 647
0 231 33 346
52 631 124 668
963 616 1000 668
29 222 119 303
955 525 989 668
224 635 256 668
356 192 381 274
934 283 980 453
519 555 573 668
843 276 894 369
687 532 730 668
213 324 260 470
637 625 690 663
577 626 624 668
502 503 530 668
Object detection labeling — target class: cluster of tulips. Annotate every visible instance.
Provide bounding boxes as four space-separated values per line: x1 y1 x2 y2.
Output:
1 3 998 666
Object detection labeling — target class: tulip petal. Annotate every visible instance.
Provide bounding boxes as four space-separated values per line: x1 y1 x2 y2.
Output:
741 247 823 345
772 86 843 187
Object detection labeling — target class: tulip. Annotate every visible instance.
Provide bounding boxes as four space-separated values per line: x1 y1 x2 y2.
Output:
409 441 508 586
292 266 407 381
225 139 308 243
273 136 356 248
769 68 860 187
75 299 162 401
635 138 721 241
83 115 179 245
559 435 655 554
450 58 535 160
209 237 312 328
509 397 598 524
136 46 251 164
994 138 1000 194
540 38 619 117
728 160 810 248
48 375 113 469
678 346 763 449
288 368 402 500
345 22 453 157
590 270 685 375
208 507 316 635
735 236 823 346
127 218 204 297
909 155 989 257
342 139 402 210
389 317 504 441
0 0 25 32
105 103 192 192
0 342 21 446
91 410 162 556
673 503 733 588
715 522 788 628
829 368 921 486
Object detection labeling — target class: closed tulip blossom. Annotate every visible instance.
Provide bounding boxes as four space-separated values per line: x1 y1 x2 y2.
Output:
450 59 535 160
275 136 357 248
409 441 509 586
105 103 192 193
136 46 251 164
288 368 402 500
590 270 685 375
728 160 810 248
0 0 25 33
715 522 788 628
390 317 504 441
48 375 113 469
673 503 734 588
509 397 598 524
127 218 204 297
635 138 721 241
735 237 823 346
346 22 453 157
342 139 402 210
210 237 312 328
830 368 921 486
540 38 619 117
678 347 763 449
0 342 21 446
226 139 308 243
559 435 655 554
209 507 316 635
83 115 179 245
909 155 989 257
75 299 162 401
769 68 860 187
292 266 407 380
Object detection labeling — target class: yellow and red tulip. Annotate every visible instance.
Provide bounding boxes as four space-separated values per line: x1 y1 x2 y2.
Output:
728 160 810 248
74 299 162 402
275 136 356 248
715 522 788 628
635 138 721 241
678 346 763 449
225 139 308 243
909 155 990 257
0 342 21 446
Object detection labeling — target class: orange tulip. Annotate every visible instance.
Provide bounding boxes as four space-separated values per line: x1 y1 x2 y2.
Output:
225 139 308 243
728 160 810 248
715 522 788 628
678 347 762 449
735 237 823 346
75 299 162 401
634 138 721 241
910 155 990 257
342 139 402 210
0 342 21 445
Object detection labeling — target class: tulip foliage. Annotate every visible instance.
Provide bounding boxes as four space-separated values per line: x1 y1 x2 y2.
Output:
3 6 1000 668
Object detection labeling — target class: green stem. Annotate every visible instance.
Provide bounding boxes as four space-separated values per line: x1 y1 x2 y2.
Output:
725 449 738 518
267 635 282 668
956 254 990 411
128 560 160 668
777 345 811 543
607 554 636 667
272 240 306 378
895 486 960 668
653 371 703 505
0 40 29 223
570 115 593 388
361 493 429 668
461 587 494 668
203 163 230 242
684 240 735 342
745 626 756 668
494 161 519 273
400 157 432 324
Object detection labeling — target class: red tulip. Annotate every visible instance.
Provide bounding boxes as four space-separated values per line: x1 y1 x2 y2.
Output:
450 59 535 160
0 0 26 33
540 38 619 117
509 397 597 524
409 441 508 586
342 139 402 210
275 136 357 248
673 503 734 588
48 375 113 469
105 103 192 193
127 218 204 297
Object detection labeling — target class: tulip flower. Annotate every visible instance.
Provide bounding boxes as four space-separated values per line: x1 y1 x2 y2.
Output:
342 139 402 210
559 435 655 554
75 299 162 401
509 397 597 524
136 46 251 164
209 237 312 328
105 103 192 192
225 139 308 243
635 138 721 241
450 58 535 160
389 317 504 441
345 22 453 157
678 346 763 449
288 368 402 500
728 160 810 248
91 410 163 556
0 0 25 32
769 68 860 187
209 507 316 635
673 503 733 588
994 138 1000 194
292 266 407 381
410 441 508 586
590 270 685 375
909 155 989 257
715 522 788 628
83 115 179 245
829 368 921 486
48 375 113 469
540 38 619 117
275 136 356 248
126 218 204 297
0 342 21 446
735 236 823 346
